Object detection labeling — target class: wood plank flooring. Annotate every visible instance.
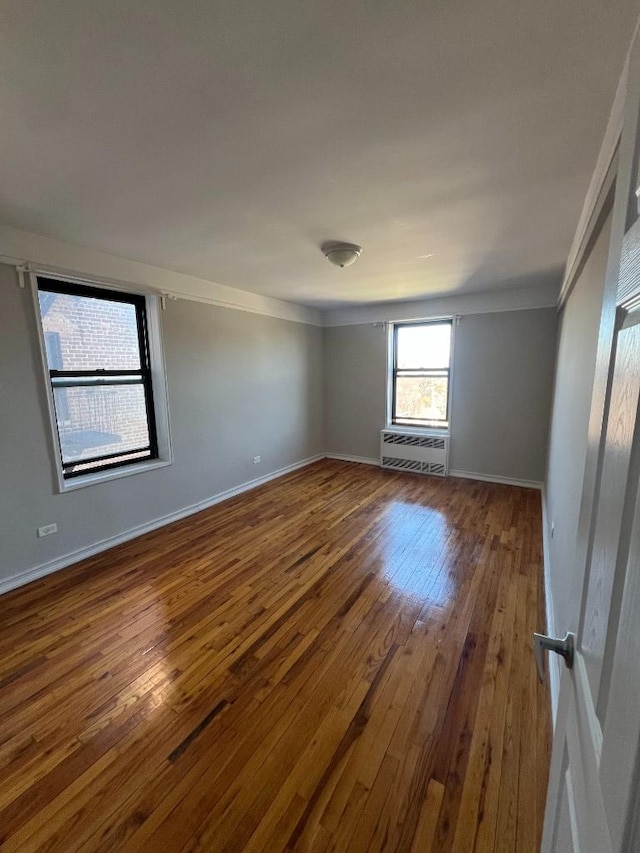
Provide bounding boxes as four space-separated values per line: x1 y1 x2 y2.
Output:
0 460 551 851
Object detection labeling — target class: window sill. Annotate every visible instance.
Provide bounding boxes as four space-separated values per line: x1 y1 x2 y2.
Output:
58 457 172 493
385 425 450 438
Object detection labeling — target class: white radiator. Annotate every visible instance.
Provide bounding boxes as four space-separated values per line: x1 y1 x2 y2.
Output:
380 430 449 476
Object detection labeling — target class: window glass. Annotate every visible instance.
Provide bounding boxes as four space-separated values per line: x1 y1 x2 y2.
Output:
38 290 141 371
52 384 151 462
394 375 449 425
396 323 451 369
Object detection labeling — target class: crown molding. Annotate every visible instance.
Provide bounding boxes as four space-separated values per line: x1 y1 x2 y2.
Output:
0 224 322 326
321 278 560 327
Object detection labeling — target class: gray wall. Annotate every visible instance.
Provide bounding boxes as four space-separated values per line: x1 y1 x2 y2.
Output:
0 265 323 586
324 307 558 482
450 309 557 480
545 212 612 635
324 324 387 460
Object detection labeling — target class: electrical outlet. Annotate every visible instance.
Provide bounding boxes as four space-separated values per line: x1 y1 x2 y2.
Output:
253 456 261 464
37 523 58 538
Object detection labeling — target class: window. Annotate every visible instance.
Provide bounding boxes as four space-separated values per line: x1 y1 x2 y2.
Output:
391 319 452 429
36 277 159 479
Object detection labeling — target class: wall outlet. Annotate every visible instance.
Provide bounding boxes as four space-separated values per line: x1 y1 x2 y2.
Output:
37 523 58 538
253 456 261 464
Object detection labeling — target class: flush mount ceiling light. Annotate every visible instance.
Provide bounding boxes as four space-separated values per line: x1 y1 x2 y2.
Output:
321 241 363 268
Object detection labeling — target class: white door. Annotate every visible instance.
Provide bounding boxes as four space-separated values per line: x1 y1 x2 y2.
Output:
541 22 640 853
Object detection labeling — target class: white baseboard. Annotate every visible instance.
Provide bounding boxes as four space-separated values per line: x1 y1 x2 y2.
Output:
449 469 543 490
325 453 380 466
0 454 325 597
326 458 543 491
540 486 561 726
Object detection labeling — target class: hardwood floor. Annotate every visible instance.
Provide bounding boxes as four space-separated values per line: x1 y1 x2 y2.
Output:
0 460 551 852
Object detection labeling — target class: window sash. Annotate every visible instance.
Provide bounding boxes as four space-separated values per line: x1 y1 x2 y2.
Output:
37 277 159 478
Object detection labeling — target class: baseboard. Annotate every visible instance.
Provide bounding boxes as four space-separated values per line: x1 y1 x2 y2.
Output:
0 453 325 597
325 459 542 488
325 453 380 466
449 470 543 490
541 486 561 726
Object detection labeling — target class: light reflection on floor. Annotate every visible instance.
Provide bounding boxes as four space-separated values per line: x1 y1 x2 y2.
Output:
377 500 456 607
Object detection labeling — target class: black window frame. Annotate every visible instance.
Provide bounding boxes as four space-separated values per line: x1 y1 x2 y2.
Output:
391 319 453 430
37 277 159 479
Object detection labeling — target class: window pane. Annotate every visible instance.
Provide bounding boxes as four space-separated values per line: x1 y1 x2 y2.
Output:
53 384 150 464
396 323 451 369
38 290 141 371
395 376 449 424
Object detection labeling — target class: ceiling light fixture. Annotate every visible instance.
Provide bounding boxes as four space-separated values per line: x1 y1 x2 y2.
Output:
322 241 363 268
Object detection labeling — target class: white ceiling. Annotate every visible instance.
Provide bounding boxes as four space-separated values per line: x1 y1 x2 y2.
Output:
0 1 637 309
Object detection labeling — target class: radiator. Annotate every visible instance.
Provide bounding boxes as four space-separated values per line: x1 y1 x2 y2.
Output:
380 430 449 476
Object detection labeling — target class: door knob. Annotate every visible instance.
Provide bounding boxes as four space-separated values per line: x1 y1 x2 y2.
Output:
533 632 575 681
